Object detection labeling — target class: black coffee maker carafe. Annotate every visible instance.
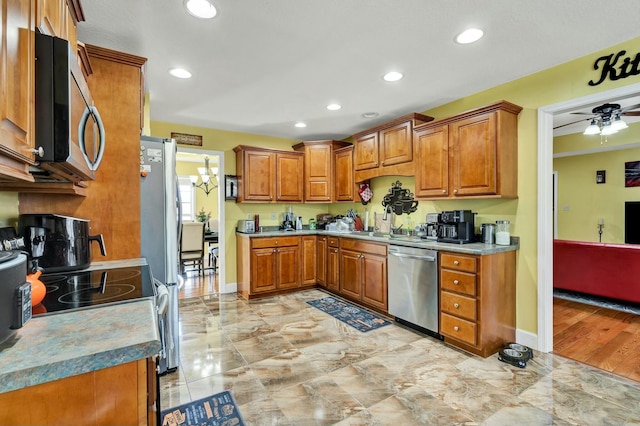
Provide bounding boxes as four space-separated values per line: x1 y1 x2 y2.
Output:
437 210 475 244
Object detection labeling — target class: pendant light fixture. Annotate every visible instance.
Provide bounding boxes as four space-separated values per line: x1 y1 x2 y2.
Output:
190 157 218 196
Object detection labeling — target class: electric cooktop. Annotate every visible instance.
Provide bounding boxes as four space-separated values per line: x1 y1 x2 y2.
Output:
34 265 155 316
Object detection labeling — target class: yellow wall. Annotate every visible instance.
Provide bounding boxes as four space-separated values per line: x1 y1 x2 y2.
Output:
0 193 19 228
176 159 220 223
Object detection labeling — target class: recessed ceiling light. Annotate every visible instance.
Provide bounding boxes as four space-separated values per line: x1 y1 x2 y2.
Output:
184 0 217 19
362 112 379 119
169 68 192 79
327 104 342 111
383 71 403 82
455 28 484 44
294 122 307 128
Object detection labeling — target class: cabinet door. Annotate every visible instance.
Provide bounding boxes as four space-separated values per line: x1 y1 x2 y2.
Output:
316 236 327 287
379 121 412 167
276 152 303 202
276 245 300 289
414 125 449 198
353 132 378 171
243 150 275 201
250 248 277 293
327 246 340 291
301 235 317 285
450 112 497 196
0 0 35 181
339 249 362 300
361 253 387 310
304 144 331 202
334 146 354 202
36 0 64 37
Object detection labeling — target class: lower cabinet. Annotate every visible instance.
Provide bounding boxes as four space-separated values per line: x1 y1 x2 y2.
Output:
301 235 317 286
316 235 327 287
0 358 157 426
326 237 340 292
439 250 516 357
338 238 388 311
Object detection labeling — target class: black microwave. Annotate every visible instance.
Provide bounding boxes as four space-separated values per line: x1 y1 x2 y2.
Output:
34 32 105 182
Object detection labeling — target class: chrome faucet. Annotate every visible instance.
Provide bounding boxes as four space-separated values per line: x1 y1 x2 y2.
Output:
382 205 392 221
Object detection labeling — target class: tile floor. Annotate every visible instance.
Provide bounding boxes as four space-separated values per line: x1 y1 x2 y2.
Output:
160 289 640 425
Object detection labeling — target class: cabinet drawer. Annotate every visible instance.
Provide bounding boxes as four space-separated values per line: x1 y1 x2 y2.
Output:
340 238 387 256
441 313 476 345
440 253 477 273
328 237 339 247
441 291 476 321
251 236 299 249
440 270 476 296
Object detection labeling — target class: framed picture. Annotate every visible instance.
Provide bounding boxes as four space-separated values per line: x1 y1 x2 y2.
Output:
596 170 606 184
625 161 640 187
225 175 238 200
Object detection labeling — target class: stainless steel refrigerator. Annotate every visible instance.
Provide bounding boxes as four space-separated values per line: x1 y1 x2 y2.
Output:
140 135 181 375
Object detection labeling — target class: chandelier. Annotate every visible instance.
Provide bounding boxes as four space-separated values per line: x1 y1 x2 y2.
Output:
190 156 218 196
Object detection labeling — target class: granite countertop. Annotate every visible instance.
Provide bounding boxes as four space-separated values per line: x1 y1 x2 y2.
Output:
237 229 519 255
0 259 161 394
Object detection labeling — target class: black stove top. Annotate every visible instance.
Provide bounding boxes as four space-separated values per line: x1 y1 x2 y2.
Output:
34 265 155 316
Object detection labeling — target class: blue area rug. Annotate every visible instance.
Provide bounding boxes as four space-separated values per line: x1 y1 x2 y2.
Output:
161 390 245 426
306 296 392 332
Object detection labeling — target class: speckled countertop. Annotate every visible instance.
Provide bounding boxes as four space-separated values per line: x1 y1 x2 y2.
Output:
0 259 161 394
237 230 519 255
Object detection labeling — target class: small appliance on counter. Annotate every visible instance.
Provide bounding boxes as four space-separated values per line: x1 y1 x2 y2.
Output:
424 213 440 241
316 214 333 230
281 211 296 231
237 220 255 233
437 210 476 244
0 251 32 345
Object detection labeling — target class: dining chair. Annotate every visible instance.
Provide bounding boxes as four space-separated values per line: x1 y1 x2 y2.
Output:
179 221 205 276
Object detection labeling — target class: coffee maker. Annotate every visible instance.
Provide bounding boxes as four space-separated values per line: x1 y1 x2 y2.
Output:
437 210 475 244
424 213 440 241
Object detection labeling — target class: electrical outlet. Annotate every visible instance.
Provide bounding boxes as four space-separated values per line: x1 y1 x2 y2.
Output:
271 212 277 220
247 213 252 220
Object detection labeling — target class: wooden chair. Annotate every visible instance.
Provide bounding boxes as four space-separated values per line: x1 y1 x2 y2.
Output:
180 221 205 276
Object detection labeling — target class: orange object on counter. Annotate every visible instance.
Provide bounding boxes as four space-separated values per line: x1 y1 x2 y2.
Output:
27 270 47 306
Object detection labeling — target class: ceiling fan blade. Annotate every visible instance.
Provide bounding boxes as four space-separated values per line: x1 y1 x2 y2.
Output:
622 111 640 116
570 112 594 115
553 117 590 130
620 103 640 113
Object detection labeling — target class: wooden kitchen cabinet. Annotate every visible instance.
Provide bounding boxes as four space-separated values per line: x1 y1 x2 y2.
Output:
353 113 433 183
334 145 357 202
316 235 327 287
326 237 340 292
338 238 388 311
0 0 36 182
301 235 317 285
414 100 522 200
293 140 350 202
0 358 157 426
439 250 516 357
234 146 303 203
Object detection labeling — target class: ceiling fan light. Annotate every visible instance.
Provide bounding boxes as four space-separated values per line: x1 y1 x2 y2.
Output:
583 120 601 135
601 124 617 136
611 116 628 131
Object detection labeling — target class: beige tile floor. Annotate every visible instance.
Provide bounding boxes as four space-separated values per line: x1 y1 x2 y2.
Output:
160 289 640 425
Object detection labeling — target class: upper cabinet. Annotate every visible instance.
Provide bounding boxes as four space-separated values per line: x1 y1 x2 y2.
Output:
0 0 36 182
35 0 82 50
334 145 356 202
353 113 433 183
293 140 350 203
234 146 304 203
414 101 522 200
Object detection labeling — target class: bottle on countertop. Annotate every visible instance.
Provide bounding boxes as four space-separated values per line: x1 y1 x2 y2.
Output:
296 216 303 230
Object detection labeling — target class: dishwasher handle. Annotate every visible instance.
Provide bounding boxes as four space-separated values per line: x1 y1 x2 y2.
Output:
389 252 436 262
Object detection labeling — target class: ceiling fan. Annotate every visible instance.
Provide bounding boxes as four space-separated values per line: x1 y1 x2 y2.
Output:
553 102 640 133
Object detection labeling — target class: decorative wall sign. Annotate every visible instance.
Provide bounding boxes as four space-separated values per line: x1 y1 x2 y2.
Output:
625 161 640 187
596 170 606 184
225 175 238 200
171 132 203 146
588 49 640 86
381 180 418 215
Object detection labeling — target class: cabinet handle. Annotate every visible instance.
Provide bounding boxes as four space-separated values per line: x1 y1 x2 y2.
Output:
454 303 460 308
453 260 459 265
453 279 459 285
453 189 458 194
31 146 44 157
381 160 384 165
442 190 446 193
374 162 378 166
454 326 459 332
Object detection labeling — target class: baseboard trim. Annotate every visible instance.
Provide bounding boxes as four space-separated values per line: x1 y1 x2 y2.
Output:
516 328 541 352
221 281 237 294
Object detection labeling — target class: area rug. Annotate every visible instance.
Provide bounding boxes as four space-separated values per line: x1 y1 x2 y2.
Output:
306 296 392 332
161 390 245 426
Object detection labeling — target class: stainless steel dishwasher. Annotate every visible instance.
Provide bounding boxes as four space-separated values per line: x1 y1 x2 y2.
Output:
388 244 442 338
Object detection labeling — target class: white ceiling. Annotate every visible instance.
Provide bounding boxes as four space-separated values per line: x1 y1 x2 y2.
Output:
77 0 640 141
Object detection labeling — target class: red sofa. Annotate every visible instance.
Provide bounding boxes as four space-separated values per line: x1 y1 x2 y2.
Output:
553 239 640 304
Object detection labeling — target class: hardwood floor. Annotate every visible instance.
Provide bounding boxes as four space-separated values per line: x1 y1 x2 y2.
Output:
179 270 219 299
554 297 640 382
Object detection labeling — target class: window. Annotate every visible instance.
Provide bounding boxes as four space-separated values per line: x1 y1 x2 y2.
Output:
178 176 195 221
